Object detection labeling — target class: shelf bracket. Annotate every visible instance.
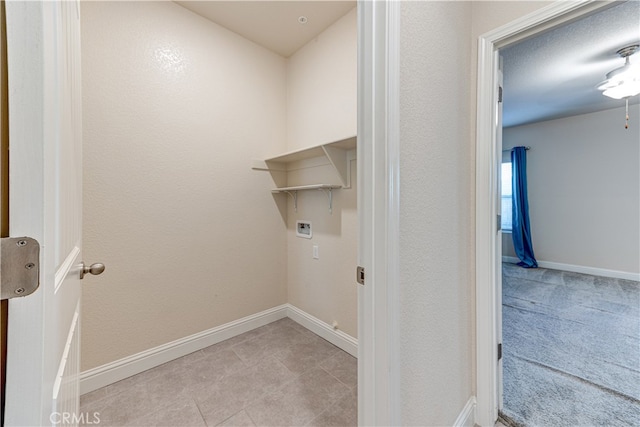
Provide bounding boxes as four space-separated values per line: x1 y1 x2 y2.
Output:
319 188 334 214
283 190 298 212
322 145 350 188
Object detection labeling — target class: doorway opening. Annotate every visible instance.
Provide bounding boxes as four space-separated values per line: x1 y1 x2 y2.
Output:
78 1 363 425
476 1 640 426
498 5 640 421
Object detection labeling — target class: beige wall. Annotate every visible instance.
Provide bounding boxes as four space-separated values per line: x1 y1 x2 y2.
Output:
286 7 357 151
286 159 358 338
81 1 288 370
398 2 473 424
502 104 640 274
395 1 551 424
284 8 358 338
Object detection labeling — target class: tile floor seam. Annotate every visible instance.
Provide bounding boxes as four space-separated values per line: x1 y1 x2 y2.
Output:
245 409 259 427
214 411 236 427
192 396 208 427
237 356 317 412
319 365 355 391
220 408 259 427
304 392 346 427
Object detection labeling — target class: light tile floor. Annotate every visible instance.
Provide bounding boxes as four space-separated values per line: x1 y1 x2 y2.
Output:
80 318 357 426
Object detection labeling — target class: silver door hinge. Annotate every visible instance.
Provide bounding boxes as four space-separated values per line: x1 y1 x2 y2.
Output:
356 266 365 285
1 237 40 300
497 214 502 232
498 86 503 103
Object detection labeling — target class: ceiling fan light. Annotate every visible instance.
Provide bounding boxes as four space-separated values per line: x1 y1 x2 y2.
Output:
608 62 638 81
602 79 640 99
599 45 640 128
598 59 640 98
597 45 640 98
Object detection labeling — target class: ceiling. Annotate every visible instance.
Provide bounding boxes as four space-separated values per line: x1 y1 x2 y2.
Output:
175 1 355 57
502 1 640 128
174 1 638 127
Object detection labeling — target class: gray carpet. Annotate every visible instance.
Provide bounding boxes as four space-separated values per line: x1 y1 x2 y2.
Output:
501 263 640 427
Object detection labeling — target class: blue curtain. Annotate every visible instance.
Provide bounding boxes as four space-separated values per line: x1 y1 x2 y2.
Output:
511 147 538 268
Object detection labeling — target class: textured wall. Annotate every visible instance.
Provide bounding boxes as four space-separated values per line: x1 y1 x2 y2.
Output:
81 1 288 370
286 7 357 151
285 8 358 338
398 2 473 424
503 104 640 274
286 158 358 338
396 1 554 424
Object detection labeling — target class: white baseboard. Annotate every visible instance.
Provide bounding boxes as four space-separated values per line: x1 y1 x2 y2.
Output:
80 303 359 395
286 304 358 358
453 396 476 427
80 304 288 395
502 256 640 281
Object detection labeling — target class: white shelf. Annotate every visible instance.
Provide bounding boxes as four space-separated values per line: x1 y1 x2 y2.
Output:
256 136 356 214
265 137 356 165
264 136 356 189
271 184 341 193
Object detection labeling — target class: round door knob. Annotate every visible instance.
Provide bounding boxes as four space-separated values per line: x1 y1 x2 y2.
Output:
80 262 105 279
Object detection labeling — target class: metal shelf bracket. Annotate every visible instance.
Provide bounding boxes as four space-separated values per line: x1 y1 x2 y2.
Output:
283 190 298 212
319 188 334 214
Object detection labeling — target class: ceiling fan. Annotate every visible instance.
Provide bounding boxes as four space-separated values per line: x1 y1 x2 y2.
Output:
597 44 640 129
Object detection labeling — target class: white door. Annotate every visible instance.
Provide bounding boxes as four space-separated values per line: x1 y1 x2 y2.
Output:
4 1 84 425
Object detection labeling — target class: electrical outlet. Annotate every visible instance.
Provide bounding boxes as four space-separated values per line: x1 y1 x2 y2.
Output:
313 245 319 259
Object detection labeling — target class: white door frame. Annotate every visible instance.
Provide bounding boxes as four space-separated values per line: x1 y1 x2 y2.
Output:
357 0 401 425
474 1 619 425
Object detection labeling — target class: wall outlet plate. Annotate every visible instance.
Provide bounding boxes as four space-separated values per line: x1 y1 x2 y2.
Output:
296 221 312 239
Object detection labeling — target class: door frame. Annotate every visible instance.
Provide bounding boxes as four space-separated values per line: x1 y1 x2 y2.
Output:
474 1 620 425
2 0 399 423
357 0 401 425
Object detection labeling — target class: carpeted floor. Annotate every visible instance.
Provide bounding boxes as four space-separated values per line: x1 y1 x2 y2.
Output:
501 263 640 427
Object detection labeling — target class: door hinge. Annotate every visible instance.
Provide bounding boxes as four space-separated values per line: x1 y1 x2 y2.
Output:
498 86 503 103
498 343 503 361
497 214 502 232
356 266 365 285
0 237 40 300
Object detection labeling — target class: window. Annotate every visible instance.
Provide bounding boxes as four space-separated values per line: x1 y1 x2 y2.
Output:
501 162 512 232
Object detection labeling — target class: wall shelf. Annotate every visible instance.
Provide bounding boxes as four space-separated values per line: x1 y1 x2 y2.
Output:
271 184 342 192
254 136 356 214
262 136 356 188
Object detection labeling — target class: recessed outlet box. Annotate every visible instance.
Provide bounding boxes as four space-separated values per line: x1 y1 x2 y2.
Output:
296 221 312 239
